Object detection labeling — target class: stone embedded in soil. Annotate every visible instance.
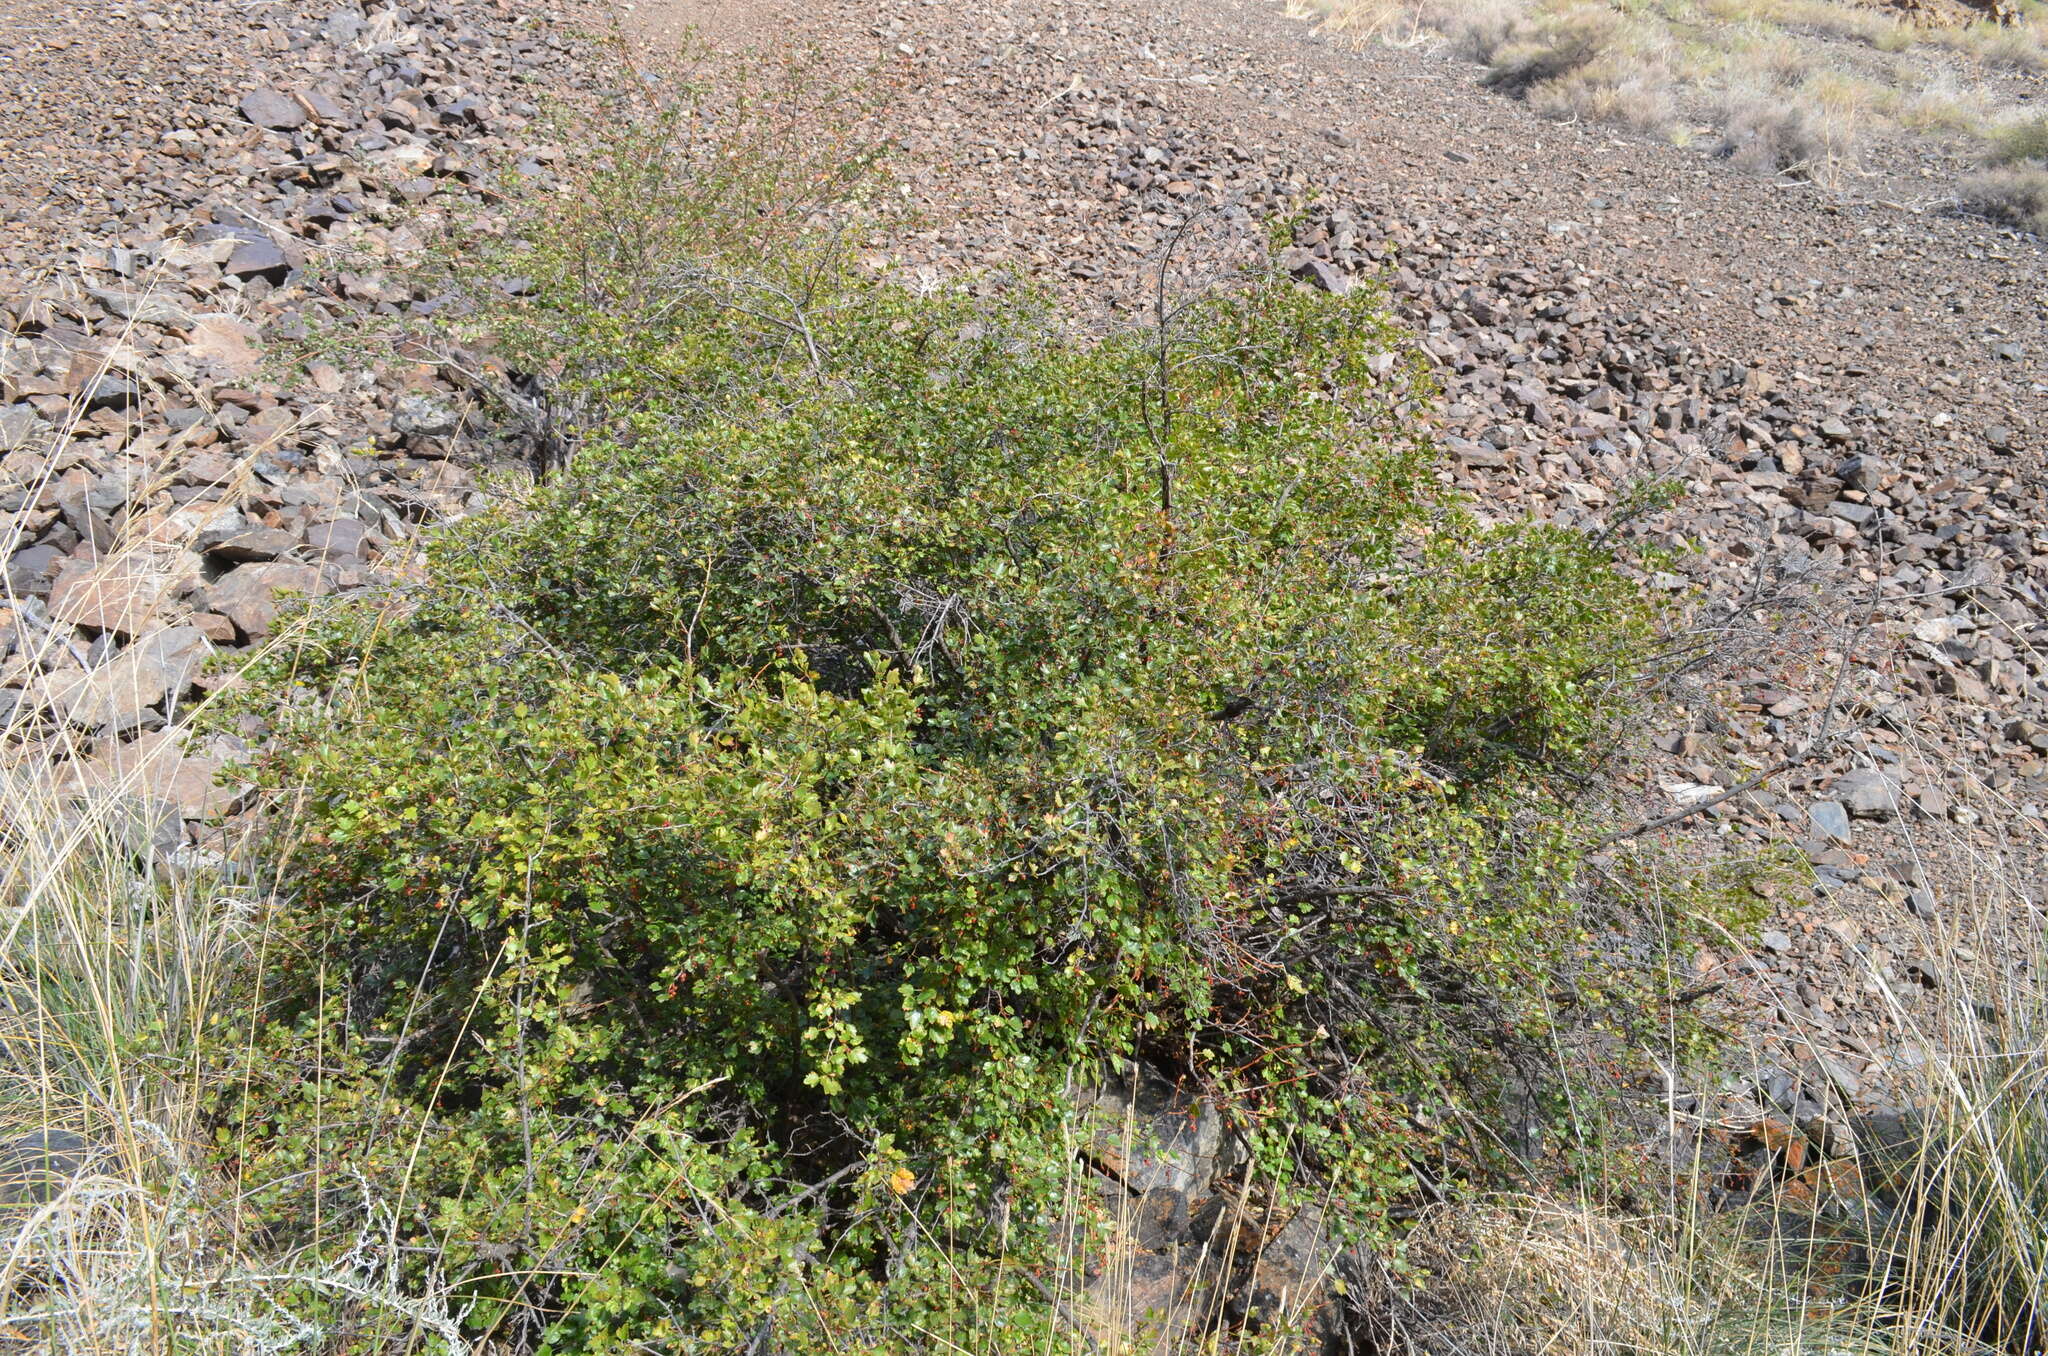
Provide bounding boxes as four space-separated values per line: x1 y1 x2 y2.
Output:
1807 800 1853 845
1832 768 1903 821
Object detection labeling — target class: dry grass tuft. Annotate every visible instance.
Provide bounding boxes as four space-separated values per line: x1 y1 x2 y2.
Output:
1306 0 2048 195
0 389 471 1351
1480 5 1624 94
1955 163 2048 228
1988 110 2048 164
1717 89 1861 182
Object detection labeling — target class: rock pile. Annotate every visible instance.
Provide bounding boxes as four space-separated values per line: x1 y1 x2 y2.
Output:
1070 1065 1359 1349
1 0 603 835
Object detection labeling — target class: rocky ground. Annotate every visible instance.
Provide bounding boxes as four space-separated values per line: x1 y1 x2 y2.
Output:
1 0 614 837
1 0 2043 1299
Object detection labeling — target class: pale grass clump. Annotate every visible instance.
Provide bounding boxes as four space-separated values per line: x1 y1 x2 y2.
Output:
1929 17 2048 72
1304 0 2048 193
1887 72 1994 137
1367 736 2048 1356
1987 110 2048 164
1771 0 1916 52
0 399 467 1351
1956 164 2048 228
1287 0 1524 57
1956 106 2048 230
1385 1190 2004 1356
1485 6 1683 135
0 703 473 1352
1526 64 1682 136
1716 80 1867 185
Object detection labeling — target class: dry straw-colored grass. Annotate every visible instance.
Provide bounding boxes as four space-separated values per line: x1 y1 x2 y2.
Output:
1300 0 2048 197
0 334 477 1351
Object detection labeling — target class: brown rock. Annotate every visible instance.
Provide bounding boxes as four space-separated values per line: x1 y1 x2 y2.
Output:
182 314 262 380
239 88 307 131
46 625 212 731
47 552 201 635
203 561 326 638
61 729 241 819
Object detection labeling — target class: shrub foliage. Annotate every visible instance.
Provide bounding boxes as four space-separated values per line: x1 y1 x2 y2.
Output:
234 109 1673 1349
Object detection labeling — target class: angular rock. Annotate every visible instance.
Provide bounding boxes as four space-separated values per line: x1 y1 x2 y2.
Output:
46 625 212 731
0 1129 92 1206
225 238 291 284
1076 1062 1226 1196
1833 768 1902 821
304 516 371 559
1808 800 1853 844
239 88 308 131
393 391 460 438
202 561 326 638
47 553 201 636
78 374 141 412
60 728 241 819
182 314 263 380
201 527 299 562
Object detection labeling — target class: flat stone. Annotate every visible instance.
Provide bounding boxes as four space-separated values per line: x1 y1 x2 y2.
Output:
47 552 201 635
182 314 262 379
224 239 290 283
78 374 141 411
1833 768 1902 821
0 402 43 449
202 561 326 638
1808 800 1853 844
201 527 299 562
60 729 241 819
304 516 371 559
240 88 308 131
46 625 212 731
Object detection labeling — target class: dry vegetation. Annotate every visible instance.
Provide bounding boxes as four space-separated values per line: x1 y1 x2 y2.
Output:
1298 0 2048 206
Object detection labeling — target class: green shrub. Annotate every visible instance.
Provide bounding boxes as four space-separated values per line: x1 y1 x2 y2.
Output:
228 105 1678 1348
1988 111 2048 166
